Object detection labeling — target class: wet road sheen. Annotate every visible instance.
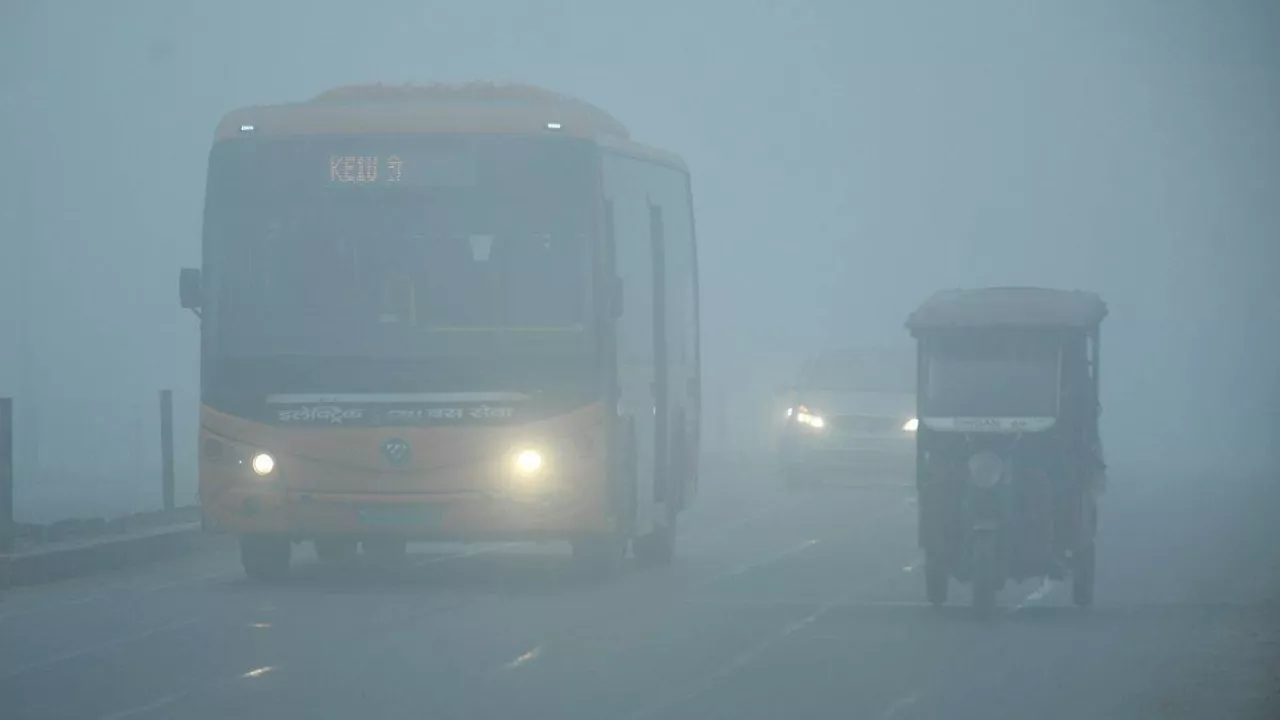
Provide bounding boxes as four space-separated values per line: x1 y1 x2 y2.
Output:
2 460 1278 720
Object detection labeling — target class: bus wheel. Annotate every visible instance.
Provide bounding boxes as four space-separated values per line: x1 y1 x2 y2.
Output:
572 533 626 579
315 538 358 566
240 535 291 581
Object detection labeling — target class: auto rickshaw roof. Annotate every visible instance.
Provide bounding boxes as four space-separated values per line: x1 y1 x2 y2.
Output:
906 287 1108 333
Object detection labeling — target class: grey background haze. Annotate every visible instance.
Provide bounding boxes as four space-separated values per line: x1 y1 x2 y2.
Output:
1 0 1276 522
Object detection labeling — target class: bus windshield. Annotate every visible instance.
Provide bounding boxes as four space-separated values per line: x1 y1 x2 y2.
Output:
923 333 1061 418
207 136 597 359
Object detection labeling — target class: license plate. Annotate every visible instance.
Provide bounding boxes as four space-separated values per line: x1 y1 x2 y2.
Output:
358 505 438 527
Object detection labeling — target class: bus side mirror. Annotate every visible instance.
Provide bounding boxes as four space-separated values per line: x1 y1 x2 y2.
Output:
179 268 202 310
610 278 624 319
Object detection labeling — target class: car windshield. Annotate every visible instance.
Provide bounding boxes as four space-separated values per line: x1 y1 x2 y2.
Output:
799 351 916 393
208 136 596 358
924 333 1061 417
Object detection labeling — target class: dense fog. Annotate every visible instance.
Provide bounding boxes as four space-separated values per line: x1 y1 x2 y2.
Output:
1 0 1276 522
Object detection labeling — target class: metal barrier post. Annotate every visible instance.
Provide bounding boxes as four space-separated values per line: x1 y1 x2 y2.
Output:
1 397 13 554
160 390 175 511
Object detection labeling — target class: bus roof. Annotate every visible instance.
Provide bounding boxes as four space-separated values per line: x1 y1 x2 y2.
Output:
906 287 1108 333
213 82 687 172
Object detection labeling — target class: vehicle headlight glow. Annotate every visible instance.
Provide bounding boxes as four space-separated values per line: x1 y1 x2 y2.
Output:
513 449 545 475
967 451 1004 489
795 410 826 429
250 452 276 477
902 417 919 432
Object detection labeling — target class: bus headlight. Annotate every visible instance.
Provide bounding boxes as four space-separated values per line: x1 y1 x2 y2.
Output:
513 449 546 477
902 418 919 432
251 452 276 477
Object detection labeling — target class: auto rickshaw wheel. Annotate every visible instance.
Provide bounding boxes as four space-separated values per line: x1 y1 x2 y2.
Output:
925 555 949 606
971 533 1000 618
1072 543 1096 607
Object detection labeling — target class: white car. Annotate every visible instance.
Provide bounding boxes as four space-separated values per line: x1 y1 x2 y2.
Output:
777 347 917 485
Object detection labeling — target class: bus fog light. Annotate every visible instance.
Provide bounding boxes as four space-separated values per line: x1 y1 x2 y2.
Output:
251 452 276 477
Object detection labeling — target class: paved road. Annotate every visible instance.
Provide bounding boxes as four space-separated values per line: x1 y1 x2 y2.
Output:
2 460 1277 720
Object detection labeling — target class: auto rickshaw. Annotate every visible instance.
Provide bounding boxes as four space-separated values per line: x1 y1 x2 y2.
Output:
905 287 1108 615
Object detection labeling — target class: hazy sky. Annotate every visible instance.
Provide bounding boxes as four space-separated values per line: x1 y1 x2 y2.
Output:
1 0 1276 520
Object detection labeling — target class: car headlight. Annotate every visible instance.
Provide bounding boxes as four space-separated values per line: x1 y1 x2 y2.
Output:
795 409 826 429
250 452 276 477
967 451 1004 489
902 417 919 432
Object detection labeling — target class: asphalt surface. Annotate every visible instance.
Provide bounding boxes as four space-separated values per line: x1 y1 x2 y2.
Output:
2 458 1277 720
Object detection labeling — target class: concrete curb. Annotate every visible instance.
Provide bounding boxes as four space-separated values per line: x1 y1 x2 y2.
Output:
0 522 205 589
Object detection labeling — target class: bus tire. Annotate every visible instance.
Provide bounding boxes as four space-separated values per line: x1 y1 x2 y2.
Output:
241 535 290 581
636 414 685 566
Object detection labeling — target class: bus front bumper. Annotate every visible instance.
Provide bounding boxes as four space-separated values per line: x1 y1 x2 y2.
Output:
201 486 616 541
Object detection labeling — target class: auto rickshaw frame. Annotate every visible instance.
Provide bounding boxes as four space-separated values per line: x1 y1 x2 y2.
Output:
905 287 1108 615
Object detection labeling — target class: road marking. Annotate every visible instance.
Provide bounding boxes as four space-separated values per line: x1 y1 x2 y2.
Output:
504 645 543 670
96 692 186 720
95 661 278 720
2 616 205 679
1007 578 1058 615
0 570 232 625
623 562 913 720
678 496 808 542
878 692 922 719
621 596 849 720
699 539 821 586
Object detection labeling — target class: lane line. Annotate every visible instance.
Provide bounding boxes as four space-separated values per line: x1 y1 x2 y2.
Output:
2 616 206 680
878 692 923 720
96 692 186 720
0 570 233 625
677 495 809 542
867 577 1064 720
504 645 543 670
697 538 821 587
618 594 850 720
621 494 920 719
94 661 280 720
622 561 916 720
